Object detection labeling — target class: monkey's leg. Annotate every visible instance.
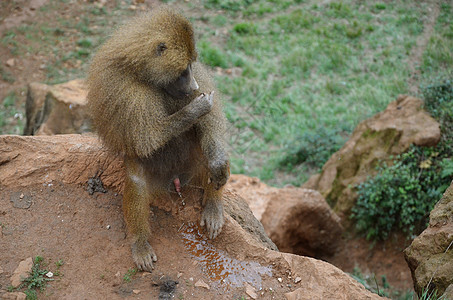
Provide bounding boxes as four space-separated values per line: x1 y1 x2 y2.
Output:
200 184 225 239
123 159 157 272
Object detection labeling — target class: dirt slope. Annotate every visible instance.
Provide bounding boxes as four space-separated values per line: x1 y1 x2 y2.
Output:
0 134 383 299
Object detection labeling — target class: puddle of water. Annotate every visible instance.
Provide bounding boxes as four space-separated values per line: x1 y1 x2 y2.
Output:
180 223 272 290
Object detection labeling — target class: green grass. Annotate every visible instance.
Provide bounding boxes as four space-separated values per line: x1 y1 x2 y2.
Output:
123 268 137 283
349 267 415 299
193 0 450 186
421 3 453 75
0 0 134 85
0 91 24 135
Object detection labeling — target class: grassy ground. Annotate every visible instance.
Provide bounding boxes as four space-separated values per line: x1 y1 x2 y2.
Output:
192 0 453 186
1 0 452 187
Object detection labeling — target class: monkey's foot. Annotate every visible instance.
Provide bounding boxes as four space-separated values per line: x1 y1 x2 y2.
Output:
131 240 157 272
200 201 224 239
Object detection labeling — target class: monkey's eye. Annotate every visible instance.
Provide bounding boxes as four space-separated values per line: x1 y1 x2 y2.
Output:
156 42 167 56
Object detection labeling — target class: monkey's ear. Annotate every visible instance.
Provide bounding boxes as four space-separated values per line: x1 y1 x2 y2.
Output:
156 42 167 56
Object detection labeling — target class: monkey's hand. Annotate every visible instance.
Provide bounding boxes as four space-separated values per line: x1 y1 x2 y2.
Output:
200 199 224 239
190 91 214 118
209 159 230 190
131 240 157 272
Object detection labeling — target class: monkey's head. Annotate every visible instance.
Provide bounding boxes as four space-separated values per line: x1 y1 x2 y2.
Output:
110 7 200 98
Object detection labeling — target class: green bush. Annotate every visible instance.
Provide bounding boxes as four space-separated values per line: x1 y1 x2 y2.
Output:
352 148 444 240
352 76 453 240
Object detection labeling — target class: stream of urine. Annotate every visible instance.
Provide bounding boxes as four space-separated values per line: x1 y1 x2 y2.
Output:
180 223 272 290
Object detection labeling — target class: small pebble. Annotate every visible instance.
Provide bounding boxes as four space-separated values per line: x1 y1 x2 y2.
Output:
194 279 210 290
6 58 15 67
245 283 257 299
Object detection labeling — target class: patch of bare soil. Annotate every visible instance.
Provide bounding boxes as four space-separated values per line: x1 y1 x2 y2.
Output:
407 0 441 95
0 183 286 299
325 234 413 292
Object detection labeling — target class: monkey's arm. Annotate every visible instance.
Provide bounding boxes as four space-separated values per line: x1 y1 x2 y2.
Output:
130 91 214 158
197 100 230 189
89 79 213 158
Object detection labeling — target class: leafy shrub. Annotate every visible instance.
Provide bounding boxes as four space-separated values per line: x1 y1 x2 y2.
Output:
352 75 453 240
352 147 444 240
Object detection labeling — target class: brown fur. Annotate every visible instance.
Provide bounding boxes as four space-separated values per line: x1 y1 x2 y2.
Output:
87 6 229 271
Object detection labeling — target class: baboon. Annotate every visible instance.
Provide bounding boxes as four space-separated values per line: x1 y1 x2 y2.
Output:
87 7 230 272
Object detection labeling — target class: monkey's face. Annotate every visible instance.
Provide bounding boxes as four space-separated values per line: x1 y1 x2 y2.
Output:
164 64 199 98
138 28 197 95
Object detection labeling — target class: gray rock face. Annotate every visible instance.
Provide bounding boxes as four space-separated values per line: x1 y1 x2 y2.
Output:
404 181 453 298
228 174 343 258
303 95 441 221
24 79 90 136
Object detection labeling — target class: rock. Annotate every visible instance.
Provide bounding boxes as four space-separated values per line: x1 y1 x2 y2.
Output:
113 271 122 287
277 253 383 300
1 292 27 300
132 289 140 294
0 134 277 252
23 79 90 136
444 284 453 299
223 189 278 251
194 279 210 289
0 134 383 299
0 135 125 193
10 257 33 287
6 58 15 67
228 174 342 257
9 192 32 209
404 181 453 298
23 82 50 135
227 175 270 220
245 283 257 299
303 95 441 220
